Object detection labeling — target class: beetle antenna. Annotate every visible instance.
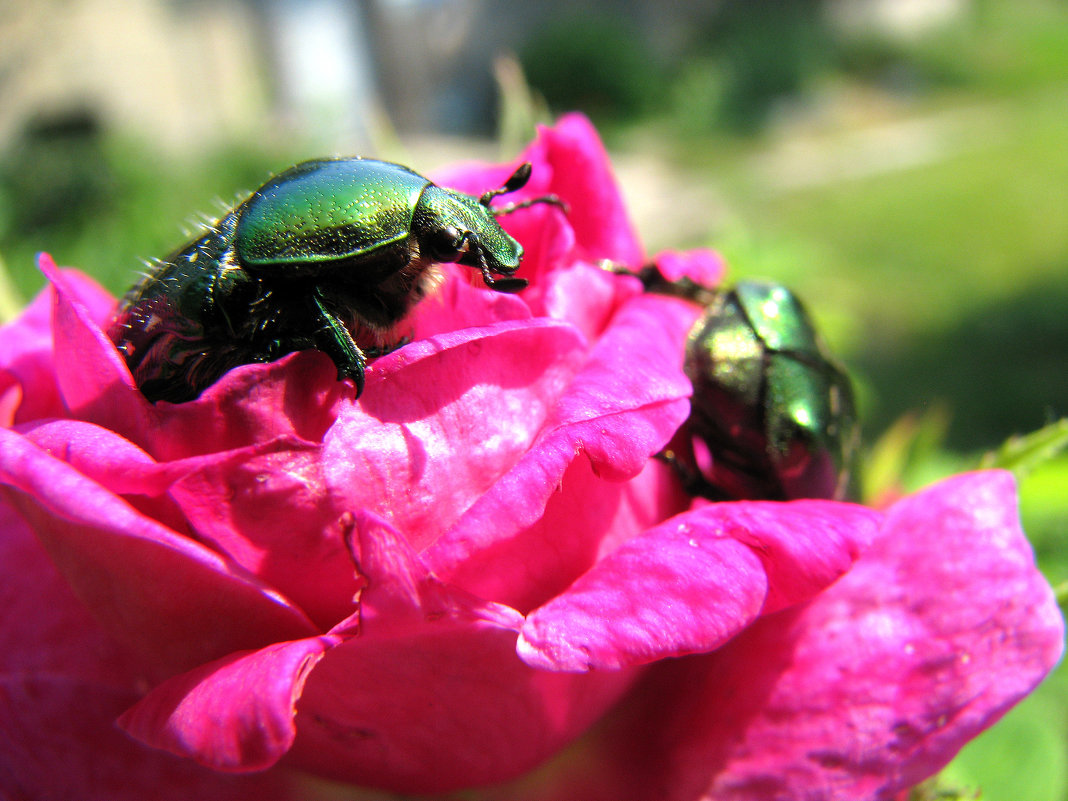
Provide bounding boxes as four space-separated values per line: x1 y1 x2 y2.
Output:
478 161 569 217
479 162 532 206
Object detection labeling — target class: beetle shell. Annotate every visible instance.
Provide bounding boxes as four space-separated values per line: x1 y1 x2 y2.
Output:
236 159 430 270
684 281 859 501
108 157 550 404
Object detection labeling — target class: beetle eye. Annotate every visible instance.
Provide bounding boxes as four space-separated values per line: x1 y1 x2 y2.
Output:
427 227 468 262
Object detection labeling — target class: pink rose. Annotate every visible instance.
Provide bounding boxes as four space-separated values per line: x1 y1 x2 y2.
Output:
0 115 1062 801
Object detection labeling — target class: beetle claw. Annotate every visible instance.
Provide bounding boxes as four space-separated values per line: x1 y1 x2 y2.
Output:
482 274 528 293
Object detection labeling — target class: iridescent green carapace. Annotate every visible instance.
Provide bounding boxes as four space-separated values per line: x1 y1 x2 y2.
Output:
107 159 560 403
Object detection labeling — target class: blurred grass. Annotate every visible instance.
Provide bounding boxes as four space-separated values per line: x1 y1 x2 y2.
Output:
0 134 302 304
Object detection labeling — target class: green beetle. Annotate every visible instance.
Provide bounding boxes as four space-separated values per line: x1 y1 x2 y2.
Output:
683 280 859 501
613 265 859 501
108 158 560 403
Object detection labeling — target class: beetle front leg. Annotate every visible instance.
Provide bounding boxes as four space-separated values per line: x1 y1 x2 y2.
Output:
489 195 568 217
310 292 366 396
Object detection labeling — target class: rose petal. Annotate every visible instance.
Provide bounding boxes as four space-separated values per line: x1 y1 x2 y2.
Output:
341 508 523 632
424 291 699 605
118 637 333 772
0 428 318 676
169 445 361 629
320 318 588 553
0 255 114 422
3 672 296 801
145 351 349 461
545 471 1065 801
42 254 154 425
518 500 878 671
283 513 637 792
0 495 141 684
409 262 534 340
529 113 644 267
0 495 303 801
540 260 644 342
653 248 728 287
434 112 643 275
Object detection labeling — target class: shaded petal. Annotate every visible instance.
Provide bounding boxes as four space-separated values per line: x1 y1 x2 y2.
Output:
0 428 318 676
3 672 298 801
118 637 334 772
519 500 878 671
283 513 638 793
0 493 306 801
168 443 361 629
653 248 728 286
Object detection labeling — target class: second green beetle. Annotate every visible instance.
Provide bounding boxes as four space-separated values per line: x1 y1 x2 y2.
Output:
618 265 859 501
108 158 560 403
683 280 859 501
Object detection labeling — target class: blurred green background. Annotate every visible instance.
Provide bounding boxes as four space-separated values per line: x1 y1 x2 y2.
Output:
0 1 1065 798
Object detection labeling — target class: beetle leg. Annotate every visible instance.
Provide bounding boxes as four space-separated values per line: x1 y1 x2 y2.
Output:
654 448 732 501
310 292 366 396
474 248 528 292
489 194 568 217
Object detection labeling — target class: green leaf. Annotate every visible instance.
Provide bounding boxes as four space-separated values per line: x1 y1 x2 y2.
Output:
979 418 1068 480
862 404 951 503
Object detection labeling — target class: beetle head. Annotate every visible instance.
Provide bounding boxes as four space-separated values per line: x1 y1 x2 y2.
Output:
415 163 566 294
416 186 528 292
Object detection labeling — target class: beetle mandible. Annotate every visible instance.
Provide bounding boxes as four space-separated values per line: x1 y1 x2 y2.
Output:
107 158 562 403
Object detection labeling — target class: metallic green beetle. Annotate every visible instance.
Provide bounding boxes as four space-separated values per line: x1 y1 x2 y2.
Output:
615 265 859 501
108 158 560 403
684 280 859 501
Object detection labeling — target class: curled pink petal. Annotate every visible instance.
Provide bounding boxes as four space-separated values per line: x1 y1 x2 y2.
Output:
0 428 317 675
118 637 334 772
43 254 151 424
424 291 698 605
1 254 114 422
533 471 1064 801
0 495 307 801
518 500 878 671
